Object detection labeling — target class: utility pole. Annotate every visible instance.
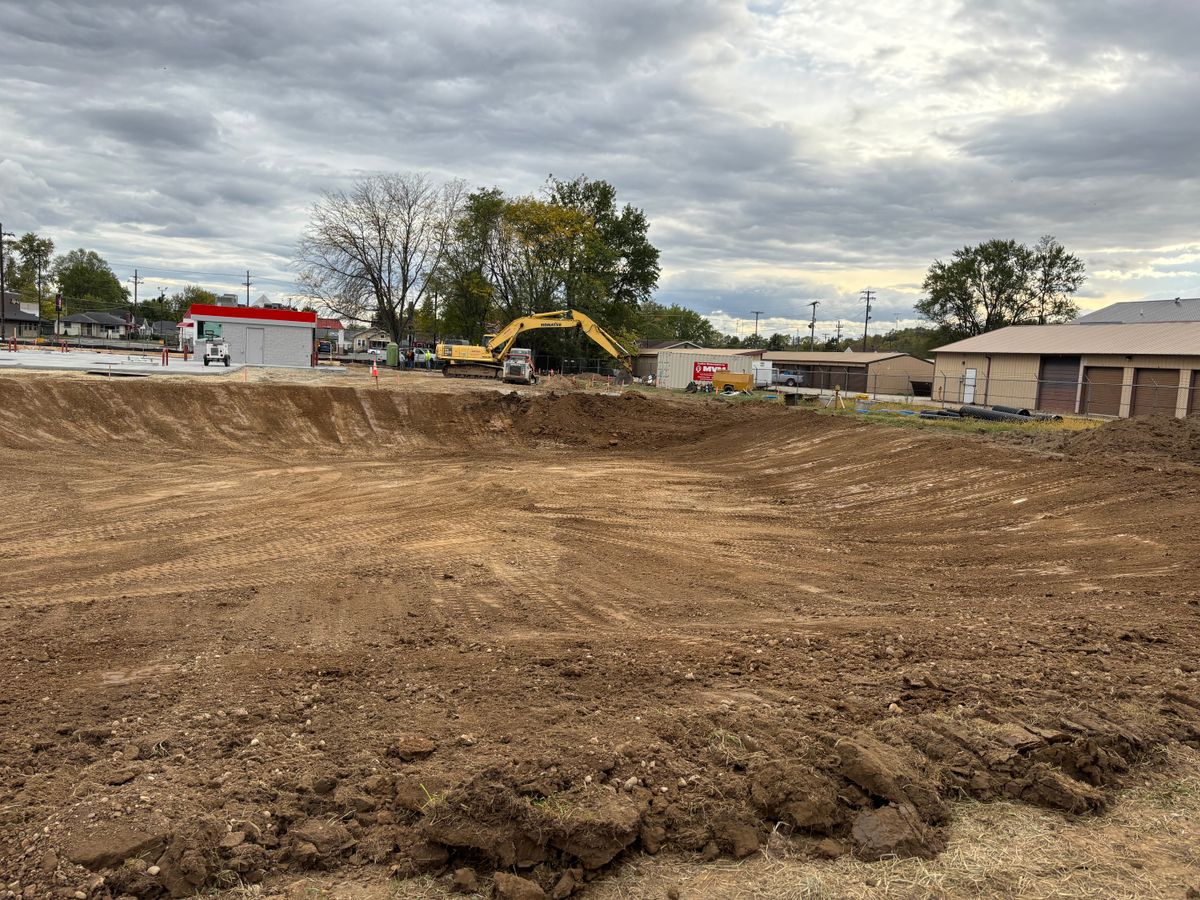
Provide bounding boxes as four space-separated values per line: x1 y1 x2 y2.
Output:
244 270 252 306
129 269 144 318
836 320 843 344
860 289 875 352
0 223 13 343
750 310 763 339
807 300 820 350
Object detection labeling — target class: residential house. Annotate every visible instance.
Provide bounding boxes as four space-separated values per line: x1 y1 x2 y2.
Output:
61 311 132 339
346 328 391 353
0 291 43 339
316 317 347 351
146 320 179 341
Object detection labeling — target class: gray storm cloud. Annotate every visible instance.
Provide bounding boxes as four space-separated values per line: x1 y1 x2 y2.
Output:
0 0 1196 323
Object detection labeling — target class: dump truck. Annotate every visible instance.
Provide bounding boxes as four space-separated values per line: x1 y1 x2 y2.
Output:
502 348 537 385
436 310 631 380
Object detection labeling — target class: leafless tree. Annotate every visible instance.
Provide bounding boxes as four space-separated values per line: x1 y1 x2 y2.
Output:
296 173 465 343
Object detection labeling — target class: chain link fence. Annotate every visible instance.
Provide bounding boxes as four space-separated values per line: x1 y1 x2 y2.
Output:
932 371 1196 418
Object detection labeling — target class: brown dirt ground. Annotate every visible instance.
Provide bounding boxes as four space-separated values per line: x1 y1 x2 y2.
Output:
0 375 1198 899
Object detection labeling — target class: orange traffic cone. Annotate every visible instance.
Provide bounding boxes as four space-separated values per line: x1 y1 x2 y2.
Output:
371 360 379 383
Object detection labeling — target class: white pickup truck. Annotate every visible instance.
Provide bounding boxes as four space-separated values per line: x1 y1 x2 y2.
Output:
771 369 805 387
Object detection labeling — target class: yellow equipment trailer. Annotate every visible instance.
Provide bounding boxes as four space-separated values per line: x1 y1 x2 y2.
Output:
436 310 632 382
711 371 754 393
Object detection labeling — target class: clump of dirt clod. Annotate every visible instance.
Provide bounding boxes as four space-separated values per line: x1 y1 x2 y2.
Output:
31 700 1196 899
1060 415 1200 465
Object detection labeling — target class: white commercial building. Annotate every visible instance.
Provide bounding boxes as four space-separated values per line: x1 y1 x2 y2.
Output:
655 348 764 389
185 303 317 367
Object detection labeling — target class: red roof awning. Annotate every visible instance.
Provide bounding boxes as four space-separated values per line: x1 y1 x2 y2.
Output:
187 304 317 324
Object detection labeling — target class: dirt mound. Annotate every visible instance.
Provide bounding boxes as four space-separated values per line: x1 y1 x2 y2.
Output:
1060 415 1200 465
0 378 792 456
3 375 1200 896
13 701 1184 897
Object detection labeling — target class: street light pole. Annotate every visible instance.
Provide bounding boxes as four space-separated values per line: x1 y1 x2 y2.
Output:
807 300 820 350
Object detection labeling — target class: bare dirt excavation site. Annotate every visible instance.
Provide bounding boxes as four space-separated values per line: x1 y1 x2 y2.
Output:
1 375 1199 899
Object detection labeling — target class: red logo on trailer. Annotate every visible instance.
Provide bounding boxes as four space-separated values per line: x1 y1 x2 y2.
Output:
692 361 729 382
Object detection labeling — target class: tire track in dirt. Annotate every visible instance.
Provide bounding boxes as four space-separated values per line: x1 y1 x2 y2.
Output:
1 379 1198 898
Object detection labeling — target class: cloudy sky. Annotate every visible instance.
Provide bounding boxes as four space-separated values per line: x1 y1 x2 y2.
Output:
1 0 1197 339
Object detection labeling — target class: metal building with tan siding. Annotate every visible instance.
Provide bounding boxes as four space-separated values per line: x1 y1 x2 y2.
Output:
932 322 1200 417
762 351 935 396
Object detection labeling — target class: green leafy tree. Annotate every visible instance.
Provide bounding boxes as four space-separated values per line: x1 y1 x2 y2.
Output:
491 196 598 320
766 332 791 351
1029 234 1085 325
52 248 128 308
916 236 1084 338
9 233 55 315
142 284 217 322
546 175 661 331
635 301 719 345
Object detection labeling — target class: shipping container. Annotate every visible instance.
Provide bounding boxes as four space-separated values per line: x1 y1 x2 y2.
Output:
655 348 760 390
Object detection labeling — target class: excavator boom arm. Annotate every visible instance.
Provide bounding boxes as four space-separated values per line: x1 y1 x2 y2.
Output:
484 310 631 369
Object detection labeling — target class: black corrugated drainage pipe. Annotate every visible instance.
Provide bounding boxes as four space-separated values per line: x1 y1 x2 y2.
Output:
991 404 1032 417
959 405 1034 423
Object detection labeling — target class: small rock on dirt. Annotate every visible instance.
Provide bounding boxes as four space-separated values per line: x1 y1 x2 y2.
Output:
814 837 844 859
288 818 356 856
451 866 479 894
493 872 548 900
388 734 437 761
550 867 582 899
65 825 167 870
721 823 759 858
851 803 943 861
311 774 338 795
218 831 246 850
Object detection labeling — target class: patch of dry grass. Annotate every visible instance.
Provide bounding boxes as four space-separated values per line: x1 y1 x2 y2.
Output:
591 743 1200 900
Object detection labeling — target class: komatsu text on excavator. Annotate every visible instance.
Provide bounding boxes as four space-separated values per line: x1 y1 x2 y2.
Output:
436 310 632 385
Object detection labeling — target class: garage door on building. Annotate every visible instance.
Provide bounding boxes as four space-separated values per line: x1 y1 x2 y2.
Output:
1080 367 1123 416
1037 356 1081 413
1130 368 1180 417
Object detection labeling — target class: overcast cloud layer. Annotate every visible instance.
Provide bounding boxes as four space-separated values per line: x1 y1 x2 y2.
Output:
1 0 1197 339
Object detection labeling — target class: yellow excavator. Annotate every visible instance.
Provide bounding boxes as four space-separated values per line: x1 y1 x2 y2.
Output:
436 309 632 384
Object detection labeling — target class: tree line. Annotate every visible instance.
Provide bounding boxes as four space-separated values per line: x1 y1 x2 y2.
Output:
296 171 1086 359
8 182 1086 357
0 232 233 324
295 172 663 355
